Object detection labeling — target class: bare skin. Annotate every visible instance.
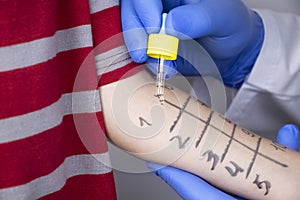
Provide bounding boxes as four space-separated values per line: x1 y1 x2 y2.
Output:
100 68 300 200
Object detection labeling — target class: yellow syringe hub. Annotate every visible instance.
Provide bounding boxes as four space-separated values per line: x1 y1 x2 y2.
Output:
147 13 179 60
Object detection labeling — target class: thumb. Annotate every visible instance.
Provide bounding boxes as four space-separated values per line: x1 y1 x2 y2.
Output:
133 0 162 34
165 3 212 39
165 1 249 39
148 162 209 199
276 124 299 151
147 163 235 200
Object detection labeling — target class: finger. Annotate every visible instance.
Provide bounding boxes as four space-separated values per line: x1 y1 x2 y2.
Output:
147 162 165 171
147 163 235 200
133 0 163 34
276 124 299 151
165 3 213 39
174 39 220 77
161 0 182 12
165 1 249 39
121 0 149 62
133 0 187 30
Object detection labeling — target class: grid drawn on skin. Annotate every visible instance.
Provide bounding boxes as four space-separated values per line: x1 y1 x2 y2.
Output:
163 95 288 168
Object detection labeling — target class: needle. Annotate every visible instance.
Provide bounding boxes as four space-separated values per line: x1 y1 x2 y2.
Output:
157 57 165 103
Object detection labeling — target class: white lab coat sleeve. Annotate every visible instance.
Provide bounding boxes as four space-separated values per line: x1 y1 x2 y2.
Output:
226 9 300 140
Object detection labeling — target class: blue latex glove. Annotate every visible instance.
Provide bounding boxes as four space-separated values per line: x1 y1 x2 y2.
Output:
148 124 299 200
121 0 264 88
276 124 299 151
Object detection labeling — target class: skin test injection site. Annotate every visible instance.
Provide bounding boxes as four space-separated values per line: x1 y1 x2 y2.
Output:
100 68 300 200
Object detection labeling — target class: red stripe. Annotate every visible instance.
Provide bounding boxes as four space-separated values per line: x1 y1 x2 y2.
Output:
90 6 145 86
56 0 91 31
98 63 144 86
0 47 98 119
93 32 126 56
0 0 91 47
90 6 122 47
0 113 108 188
91 7 126 56
40 173 117 200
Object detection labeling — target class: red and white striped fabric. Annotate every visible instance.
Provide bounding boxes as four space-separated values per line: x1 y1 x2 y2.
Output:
0 0 140 199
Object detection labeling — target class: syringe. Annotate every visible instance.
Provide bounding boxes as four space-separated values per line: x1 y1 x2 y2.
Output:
156 57 165 102
147 13 179 103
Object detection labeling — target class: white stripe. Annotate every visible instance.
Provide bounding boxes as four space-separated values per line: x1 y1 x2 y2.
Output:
0 90 101 144
0 153 112 200
0 25 93 72
89 0 119 14
95 45 132 75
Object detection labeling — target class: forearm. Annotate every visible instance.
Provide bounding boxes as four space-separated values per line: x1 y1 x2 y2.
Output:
100 68 300 200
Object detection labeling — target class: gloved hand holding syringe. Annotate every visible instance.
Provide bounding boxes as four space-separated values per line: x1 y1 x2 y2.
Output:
146 13 179 103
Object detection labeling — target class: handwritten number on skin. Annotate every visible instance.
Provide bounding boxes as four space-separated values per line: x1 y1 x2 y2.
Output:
253 174 271 195
202 150 220 171
169 135 191 149
139 117 152 127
